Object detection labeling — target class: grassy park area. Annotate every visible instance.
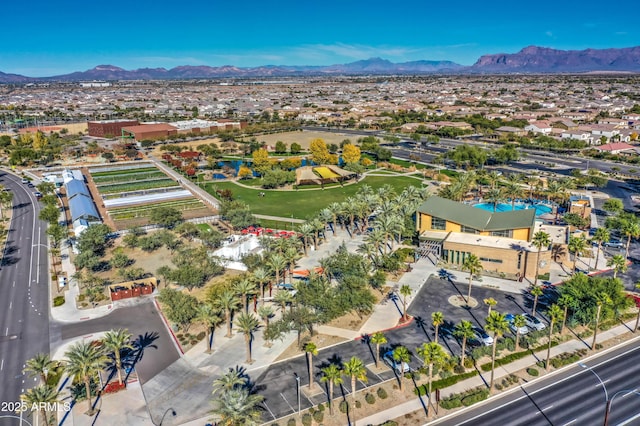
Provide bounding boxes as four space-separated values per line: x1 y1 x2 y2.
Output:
204 175 426 219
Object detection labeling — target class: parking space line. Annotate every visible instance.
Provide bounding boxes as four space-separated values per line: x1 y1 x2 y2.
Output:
263 401 276 420
280 392 295 414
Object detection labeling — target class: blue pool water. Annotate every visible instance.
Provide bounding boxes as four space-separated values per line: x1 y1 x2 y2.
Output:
474 202 552 217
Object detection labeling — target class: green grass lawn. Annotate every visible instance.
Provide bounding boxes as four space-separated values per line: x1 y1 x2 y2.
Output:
205 175 426 219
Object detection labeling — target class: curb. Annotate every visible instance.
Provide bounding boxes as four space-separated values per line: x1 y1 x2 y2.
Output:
355 315 415 340
153 298 184 355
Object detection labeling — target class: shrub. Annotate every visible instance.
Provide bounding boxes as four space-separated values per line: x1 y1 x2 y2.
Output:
287 419 296 426
355 400 361 409
365 393 376 404
495 384 503 391
317 403 325 412
463 357 474 369
196 331 206 340
415 370 479 395
301 413 312 426
312 410 324 423
77 294 86 302
527 367 539 376
480 342 559 372
53 296 65 307
339 400 348 414
377 387 388 399
440 387 488 409
461 389 489 406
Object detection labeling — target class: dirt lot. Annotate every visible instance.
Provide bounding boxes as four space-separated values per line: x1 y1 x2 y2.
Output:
243 130 360 150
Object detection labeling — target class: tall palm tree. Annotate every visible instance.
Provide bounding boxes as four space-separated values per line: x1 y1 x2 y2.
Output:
299 223 315 255
274 289 293 312
251 267 270 300
530 285 544 316
370 332 387 368
399 285 412 322
197 303 223 353
621 219 640 260
592 293 612 351
568 235 588 274
102 328 133 385
545 304 563 371
417 342 449 418
214 290 240 338
267 253 287 288
607 254 627 279
212 368 246 395
64 340 108 414
513 314 527 351
24 353 57 385
235 312 260 364
327 202 343 231
431 311 444 344
321 364 343 415
212 387 264 426
20 385 60 426
453 320 474 369
392 346 411 391
531 231 551 286
485 187 504 212
284 246 300 285
485 311 509 393
257 305 275 347
462 254 482 304
233 278 257 313
318 208 335 236
503 181 524 211
343 356 368 426
557 294 574 335
304 342 318 390
483 298 497 315
591 228 610 270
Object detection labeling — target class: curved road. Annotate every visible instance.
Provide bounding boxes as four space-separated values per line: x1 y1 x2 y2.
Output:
0 171 49 423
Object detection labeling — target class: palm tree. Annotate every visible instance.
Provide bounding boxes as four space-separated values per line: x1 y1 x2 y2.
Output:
327 202 343 231
197 303 223 353
621 219 640 260
257 305 275 347
417 342 449 418
392 346 411 391
212 368 247 395
431 311 444 344
343 356 368 425
212 387 264 426
453 320 474 369
235 312 260 363
503 181 523 211
531 231 551 286
545 304 563 371
370 332 387 368
483 297 497 315
568 235 588 274
485 187 504 212
485 311 509 392
321 364 343 415
284 246 300 285
530 285 544 316
24 353 57 385
267 253 287 288
304 342 318 390
591 228 610 270
102 328 133 385
592 293 612 351
299 223 315 255
233 278 257 313
513 314 527 351
20 385 60 426
64 340 108 414
318 208 335 236
462 254 482 304
251 267 271 300
557 294 574 335
607 254 628 278
214 290 240 338
399 285 412 322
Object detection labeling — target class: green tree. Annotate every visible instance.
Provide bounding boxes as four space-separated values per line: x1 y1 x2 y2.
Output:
530 285 544 316
157 288 199 332
484 297 497 316
257 305 275 347
212 368 246 396
76 224 112 255
64 340 108 414
392 346 411 391
102 328 133 385
607 254 627 279
46 223 66 248
591 228 610 270
453 320 474 368
23 353 57 385
431 311 444 344
197 303 223 353
150 206 183 228
235 312 260 364
321 364 343 415
485 311 509 392
568 235 588 274
214 290 241 338
513 314 527 351
531 231 551 286
212 388 264 426
343 356 368 425
233 277 258 313
557 294 575 335
591 293 612 351
304 342 319 390
417 342 449 418
399 285 412 321
545 304 563 371
602 198 624 215
39 204 60 224
370 332 387 368
621 219 640 260
109 251 131 269
20 385 60 426
462 254 482 304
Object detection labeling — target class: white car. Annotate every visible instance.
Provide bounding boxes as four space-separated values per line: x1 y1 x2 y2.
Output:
383 351 410 373
471 327 494 346
505 314 529 335
523 313 546 331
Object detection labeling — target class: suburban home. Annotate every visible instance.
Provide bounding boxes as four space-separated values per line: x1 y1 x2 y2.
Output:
561 131 594 145
524 120 553 134
594 142 639 155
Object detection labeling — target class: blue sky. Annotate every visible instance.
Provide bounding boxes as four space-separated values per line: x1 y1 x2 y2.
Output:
2 0 638 76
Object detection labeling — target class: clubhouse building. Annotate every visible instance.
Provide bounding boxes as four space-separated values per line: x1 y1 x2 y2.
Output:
417 196 550 281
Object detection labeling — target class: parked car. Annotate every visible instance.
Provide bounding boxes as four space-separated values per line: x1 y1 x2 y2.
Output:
505 314 529 335
383 351 410 373
471 327 494 346
603 240 624 249
523 313 546 331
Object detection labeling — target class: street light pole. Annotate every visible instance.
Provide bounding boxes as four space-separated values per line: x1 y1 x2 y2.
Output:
579 363 608 426
157 407 177 426
603 389 640 426
294 373 301 416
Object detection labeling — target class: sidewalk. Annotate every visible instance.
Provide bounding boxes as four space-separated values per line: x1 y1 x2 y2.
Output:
358 318 640 426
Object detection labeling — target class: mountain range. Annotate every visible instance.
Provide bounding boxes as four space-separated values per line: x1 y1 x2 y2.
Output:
2 46 640 83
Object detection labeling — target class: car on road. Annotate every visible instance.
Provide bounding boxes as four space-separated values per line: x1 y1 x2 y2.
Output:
470 327 494 346
33 191 43 199
505 314 529 335
21 178 29 184
383 351 410 373
603 240 624 249
523 313 546 331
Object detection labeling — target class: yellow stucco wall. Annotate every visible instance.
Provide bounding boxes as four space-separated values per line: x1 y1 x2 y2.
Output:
512 228 530 241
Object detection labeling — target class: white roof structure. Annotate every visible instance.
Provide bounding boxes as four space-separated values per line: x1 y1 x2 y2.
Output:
104 189 193 208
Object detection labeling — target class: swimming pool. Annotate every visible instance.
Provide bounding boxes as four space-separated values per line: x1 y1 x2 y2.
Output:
474 202 552 217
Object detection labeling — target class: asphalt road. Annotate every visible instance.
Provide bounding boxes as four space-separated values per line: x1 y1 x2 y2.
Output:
0 171 49 419
55 299 181 384
430 338 640 426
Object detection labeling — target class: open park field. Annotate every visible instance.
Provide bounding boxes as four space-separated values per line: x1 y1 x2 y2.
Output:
205 174 426 219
